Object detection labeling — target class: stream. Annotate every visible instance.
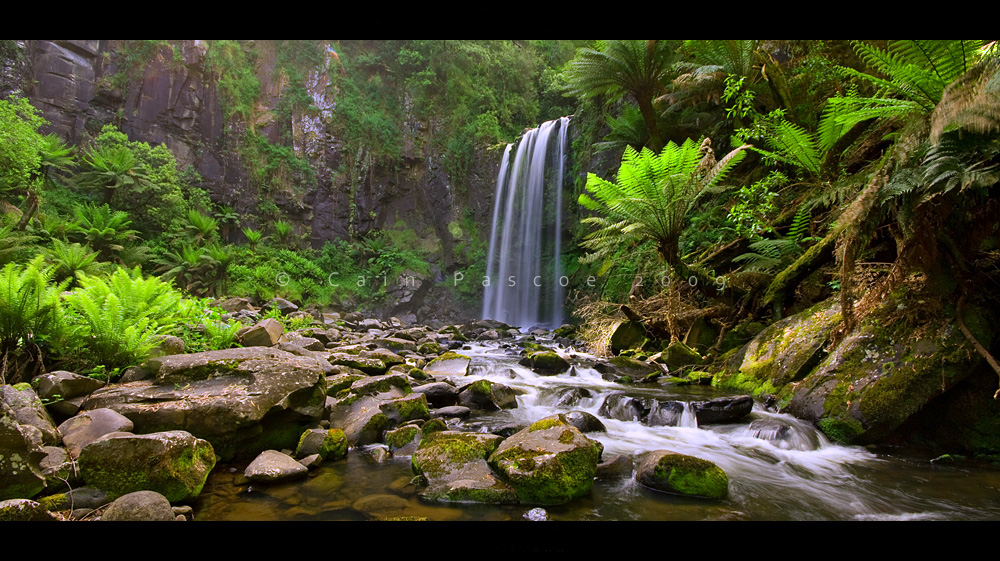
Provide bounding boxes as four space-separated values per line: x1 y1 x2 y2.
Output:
192 339 1000 522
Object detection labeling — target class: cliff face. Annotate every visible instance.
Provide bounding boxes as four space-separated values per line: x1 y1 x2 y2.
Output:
12 40 503 262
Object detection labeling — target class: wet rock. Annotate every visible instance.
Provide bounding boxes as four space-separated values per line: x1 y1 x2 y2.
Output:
424 352 471 376
659 341 705 372
380 393 430 424
412 430 517 504
78 430 216 502
100 490 176 522
645 400 691 427
694 396 754 425
329 353 387 376
635 450 729 499
458 379 517 411
384 425 422 455
412 381 459 408
521 351 570 375
564 410 606 433
596 453 634 480
598 392 646 422
294 428 347 461
431 406 471 419
488 414 601 505
244 450 309 483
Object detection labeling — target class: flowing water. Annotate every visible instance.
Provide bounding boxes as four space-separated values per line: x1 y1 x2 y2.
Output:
482 117 570 329
193 339 1000 522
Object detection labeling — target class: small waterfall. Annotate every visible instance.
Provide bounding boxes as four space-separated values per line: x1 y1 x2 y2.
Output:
482 117 570 329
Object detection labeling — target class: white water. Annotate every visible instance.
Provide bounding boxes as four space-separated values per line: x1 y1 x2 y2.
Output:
482 117 570 329
444 341 1000 521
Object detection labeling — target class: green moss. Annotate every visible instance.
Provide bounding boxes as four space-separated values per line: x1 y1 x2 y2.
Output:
436 351 471 361
529 417 565 432
816 417 865 444
408 368 429 381
650 455 728 499
385 425 420 450
420 418 447 435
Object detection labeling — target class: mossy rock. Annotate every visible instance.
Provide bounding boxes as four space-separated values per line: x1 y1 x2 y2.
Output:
608 321 648 355
487 414 600 505
424 352 471 376
660 341 704 372
784 293 997 446
635 450 728 499
714 299 842 399
77 431 216 503
607 356 660 377
411 431 517 504
526 351 570 375
295 428 347 461
384 425 421 455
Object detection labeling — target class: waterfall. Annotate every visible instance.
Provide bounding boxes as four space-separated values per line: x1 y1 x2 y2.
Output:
482 117 570 329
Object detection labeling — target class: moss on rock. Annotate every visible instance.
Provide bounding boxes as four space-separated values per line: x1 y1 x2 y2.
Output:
636 450 728 499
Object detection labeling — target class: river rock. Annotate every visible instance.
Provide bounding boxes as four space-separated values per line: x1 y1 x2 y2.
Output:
431 405 471 419
57 408 134 459
596 453 634 480
522 351 570 375
80 347 327 460
487 414 601 505
457 379 518 411
411 430 517 504
238 318 285 347
78 430 216 502
412 381 459 407
694 396 754 425
379 393 430 424
385 425 421 455
100 490 177 521
564 410 606 433
329 353 387 376
635 450 729 499
294 428 347 461
244 449 309 483
0 402 46 500
660 341 705 371
424 352 471 376
38 445 80 491
1 384 60 446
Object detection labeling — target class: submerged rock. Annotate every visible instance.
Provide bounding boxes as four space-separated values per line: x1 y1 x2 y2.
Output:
635 450 728 499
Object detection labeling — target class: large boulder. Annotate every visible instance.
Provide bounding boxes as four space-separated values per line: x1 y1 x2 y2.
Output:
714 300 842 398
487 414 601 505
635 450 729 499
327 373 413 446
80 347 327 460
782 295 998 445
32 371 105 417
411 430 517 504
78 430 216 502
694 396 754 425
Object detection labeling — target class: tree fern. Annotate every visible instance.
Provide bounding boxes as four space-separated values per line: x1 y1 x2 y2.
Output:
579 137 749 272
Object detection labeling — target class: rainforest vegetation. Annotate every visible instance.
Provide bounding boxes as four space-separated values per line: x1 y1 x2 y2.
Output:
2 39 999 406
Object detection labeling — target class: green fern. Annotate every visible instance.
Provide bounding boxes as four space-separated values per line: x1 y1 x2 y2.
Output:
579 137 749 271
0 256 69 382
64 267 185 369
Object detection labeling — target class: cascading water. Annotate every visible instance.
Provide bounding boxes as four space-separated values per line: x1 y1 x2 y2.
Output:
482 117 570 329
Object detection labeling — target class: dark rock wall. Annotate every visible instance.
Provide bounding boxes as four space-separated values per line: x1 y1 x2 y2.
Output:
9 40 508 256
